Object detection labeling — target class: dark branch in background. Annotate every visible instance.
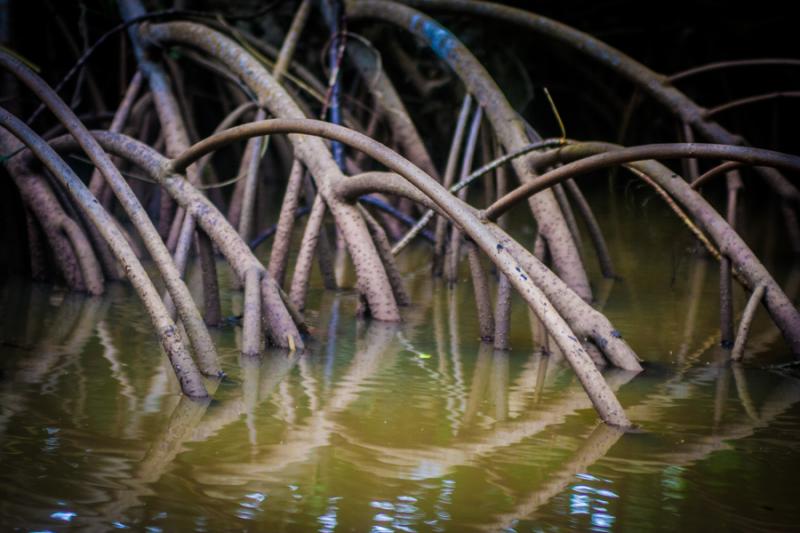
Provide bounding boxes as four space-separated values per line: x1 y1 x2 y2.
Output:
358 195 435 242
705 91 800 118
691 161 745 189
667 58 800 83
26 3 279 124
249 206 312 250
484 143 800 221
320 0 348 169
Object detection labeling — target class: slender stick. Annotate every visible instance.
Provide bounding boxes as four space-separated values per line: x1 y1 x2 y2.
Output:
434 94 471 274
705 91 800 118
465 241 494 341
447 106 482 283
289 195 327 312
242 268 262 356
164 212 196 318
731 284 767 361
158 180 174 239
484 142 800 221
236 0 311 243
268 159 305 287
493 273 512 349
628 168 723 264
196 230 222 326
720 170 743 347
691 161 744 189
493 142 512 350
564 179 616 278
238 107 267 243
226 142 253 228
668 58 800 82
392 210 434 255
88 71 142 198
360 206 410 306
553 182 583 255
166 207 185 252
348 37 439 179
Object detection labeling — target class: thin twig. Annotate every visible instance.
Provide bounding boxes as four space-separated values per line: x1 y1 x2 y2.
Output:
731 284 767 361
705 91 800 118
668 58 800 83
392 138 566 255
26 4 279 124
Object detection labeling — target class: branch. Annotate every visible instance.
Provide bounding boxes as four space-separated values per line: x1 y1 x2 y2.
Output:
484 143 800 221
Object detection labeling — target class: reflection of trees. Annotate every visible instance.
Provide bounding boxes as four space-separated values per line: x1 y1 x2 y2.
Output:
335 368 635 481
101 279 800 529
91 295 400 525
3 266 799 530
481 423 624 531
193 320 401 485
654 375 800 466
188 351 298 444
91 393 214 525
482 367 800 529
0 284 108 437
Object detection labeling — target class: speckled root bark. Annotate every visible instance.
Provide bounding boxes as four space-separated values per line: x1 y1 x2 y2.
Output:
1 131 104 295
166 117 637 425
346 0 592 301
45 130 305 350
0 51 222 379
142 21 401 321
0 107 208 399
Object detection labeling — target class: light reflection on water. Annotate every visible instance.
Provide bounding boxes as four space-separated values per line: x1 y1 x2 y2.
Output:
1 200 800 531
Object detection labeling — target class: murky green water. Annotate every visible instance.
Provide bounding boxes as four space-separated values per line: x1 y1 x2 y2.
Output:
2 194 800 531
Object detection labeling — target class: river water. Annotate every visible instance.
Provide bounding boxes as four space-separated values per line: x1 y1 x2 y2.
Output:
1 193 799 531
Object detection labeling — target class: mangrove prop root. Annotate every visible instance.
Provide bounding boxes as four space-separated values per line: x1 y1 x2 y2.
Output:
434 94 471 275
447 106 482 284
269 160 307 288
166 117 638 425
289 195 327 313
144 19 401 321
0 50 223 378
0 106 208 399
242 268 262 356
360 205 411 307
196 230 222 327
732 284 767 361
564 179 616 279
465 241 494 342
42 129 305 350
500 141 800 355
347 0 593 300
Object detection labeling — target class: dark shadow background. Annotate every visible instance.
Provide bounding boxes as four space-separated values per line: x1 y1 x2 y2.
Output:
2 0 798 278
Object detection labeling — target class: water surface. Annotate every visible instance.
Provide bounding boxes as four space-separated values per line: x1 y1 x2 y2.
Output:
1 195 799 531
